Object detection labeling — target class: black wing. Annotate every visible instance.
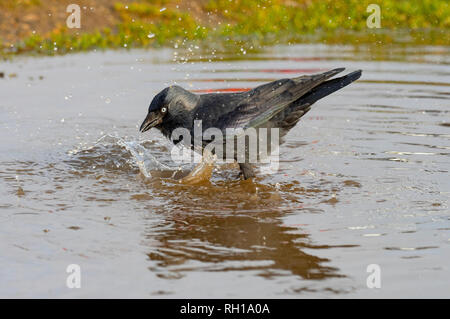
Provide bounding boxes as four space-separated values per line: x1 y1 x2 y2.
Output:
273 69 363 132
197 68 345 132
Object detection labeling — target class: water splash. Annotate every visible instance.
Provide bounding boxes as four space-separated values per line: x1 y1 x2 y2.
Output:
66 134 192 178
180 149 216 184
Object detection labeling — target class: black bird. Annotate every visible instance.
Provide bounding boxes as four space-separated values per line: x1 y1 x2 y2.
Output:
140 68 362 179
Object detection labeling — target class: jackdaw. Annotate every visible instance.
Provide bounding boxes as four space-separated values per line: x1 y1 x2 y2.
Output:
140 68 362 179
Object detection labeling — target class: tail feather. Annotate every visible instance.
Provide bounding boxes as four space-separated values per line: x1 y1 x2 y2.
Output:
277 69 362 130
292 67 345 84
299 70 362 106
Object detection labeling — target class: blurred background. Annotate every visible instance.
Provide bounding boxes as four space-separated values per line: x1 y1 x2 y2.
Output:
1 0 449 298
1 0 449 55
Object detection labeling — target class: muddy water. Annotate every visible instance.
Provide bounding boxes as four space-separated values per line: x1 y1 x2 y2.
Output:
0 44 449 298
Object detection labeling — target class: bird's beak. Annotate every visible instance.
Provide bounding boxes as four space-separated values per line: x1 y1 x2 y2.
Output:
139 112 163 133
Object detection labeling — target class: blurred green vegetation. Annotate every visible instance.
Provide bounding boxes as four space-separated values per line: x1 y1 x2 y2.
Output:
3 0 450 56
0 0 41 8
207 0 450 33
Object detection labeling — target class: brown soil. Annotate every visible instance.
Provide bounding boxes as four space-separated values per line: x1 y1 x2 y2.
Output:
0 0 138 45
0 0 219 46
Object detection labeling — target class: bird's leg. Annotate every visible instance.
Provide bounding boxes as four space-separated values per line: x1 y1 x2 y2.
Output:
238 163 255 180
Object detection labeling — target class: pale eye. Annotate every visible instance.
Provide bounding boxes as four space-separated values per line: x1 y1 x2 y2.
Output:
161 107 167 113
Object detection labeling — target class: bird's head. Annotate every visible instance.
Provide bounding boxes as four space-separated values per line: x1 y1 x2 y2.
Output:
139 85 197 133
139 87 172 133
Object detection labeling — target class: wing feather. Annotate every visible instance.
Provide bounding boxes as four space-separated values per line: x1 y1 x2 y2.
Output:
211 68 345 131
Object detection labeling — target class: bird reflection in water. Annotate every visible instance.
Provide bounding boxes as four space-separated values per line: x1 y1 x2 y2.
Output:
140 177 355 283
